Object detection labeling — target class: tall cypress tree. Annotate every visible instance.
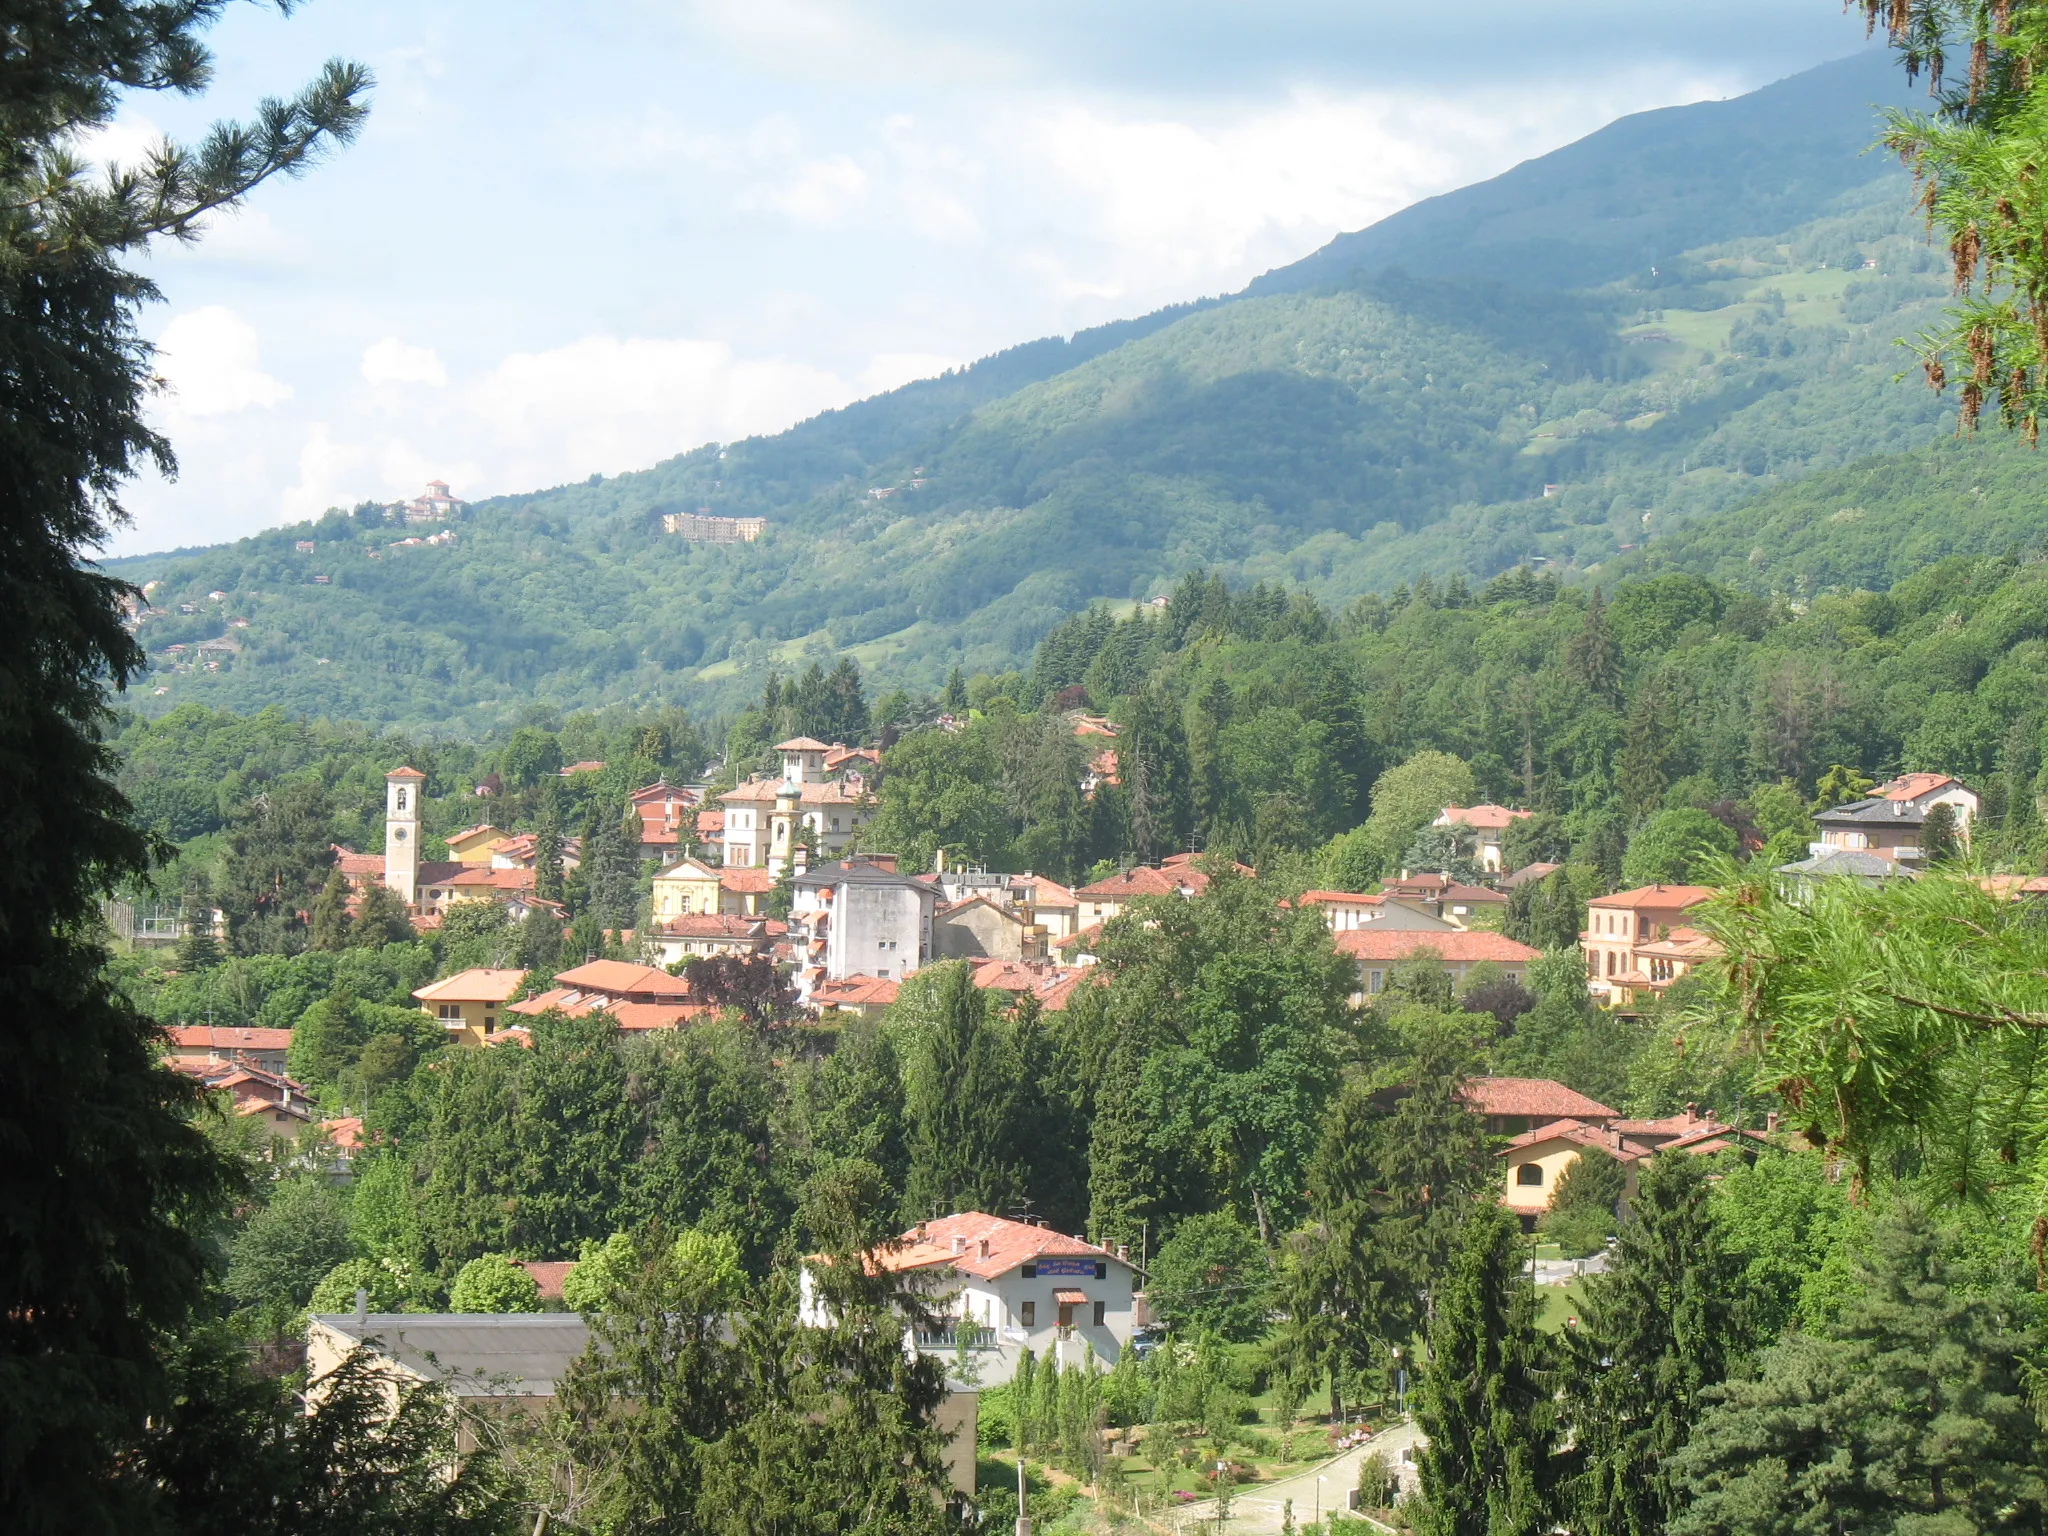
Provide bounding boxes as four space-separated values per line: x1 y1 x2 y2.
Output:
309 865 354 951
1086 1038 1154 1251
1561 1154 1743 1536
0 14 368 1519
901 964 1022 1220
1414 1206 1557 1536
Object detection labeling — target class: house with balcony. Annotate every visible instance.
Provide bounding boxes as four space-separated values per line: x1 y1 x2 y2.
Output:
798 1211 1138 1385
1580 884 1717 1006
1808 772 1978 865
413 967 526 1046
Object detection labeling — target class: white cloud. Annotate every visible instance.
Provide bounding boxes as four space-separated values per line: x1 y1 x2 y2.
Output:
737 153 870 225
362 337 449 387
151 307 293 418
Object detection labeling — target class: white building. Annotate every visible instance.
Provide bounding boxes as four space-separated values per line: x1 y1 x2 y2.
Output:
798 1211 1139 1384
720 736 873 874
788 856 936 1003
1432 804 1534 874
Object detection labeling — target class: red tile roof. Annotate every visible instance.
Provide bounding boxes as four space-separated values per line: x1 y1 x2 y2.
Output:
166 1025 292 1053
516 1260 576 1301
775 736 833 752
863 1212 1124 1281
1011 875 1079 908
1296 890 1383 907
697 809 726 835
1461 1076 1618 1120
1438 804 1533 830
1334 929 1540 964
1076 865 1197 901
413 967 527 1004
1586 884 1716 911
812 975 901 1009
1880 771 1961 802
720 866 775 893
1497 1118 1654 1162
386 765 426 780
320 1115 365 1150
438 866 538 892
505 988 707 1030
552 959 693 999
657 914 770 940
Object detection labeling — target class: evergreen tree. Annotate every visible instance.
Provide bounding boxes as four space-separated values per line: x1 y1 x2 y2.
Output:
1282 1081 1404 1421
174 876 222 972
218 778 337 954
516 903 562 972
1921 801 1960 863
0 17 366 1502
902 964 1023 1220
1375 1022 1493 1311
1670 1203 2048 1536
532 813 565 906
1087 1039 1153 1251
1122 686 1194 863
309 865 355 951
1561 1155 1743 1536
1565 590 1623 710
942 664 968 713
1414 1206 1557 1536
354 879 414 947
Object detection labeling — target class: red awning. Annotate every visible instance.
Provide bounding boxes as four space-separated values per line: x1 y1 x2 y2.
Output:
1053 1289 1088 1305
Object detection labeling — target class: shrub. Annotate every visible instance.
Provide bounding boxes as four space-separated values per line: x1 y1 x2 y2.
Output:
448 1252 542 1313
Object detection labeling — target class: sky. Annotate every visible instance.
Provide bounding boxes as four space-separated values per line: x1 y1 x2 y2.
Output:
104 0 1868 555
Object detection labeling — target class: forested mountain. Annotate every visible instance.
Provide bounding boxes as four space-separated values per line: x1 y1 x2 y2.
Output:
108 50 2043 733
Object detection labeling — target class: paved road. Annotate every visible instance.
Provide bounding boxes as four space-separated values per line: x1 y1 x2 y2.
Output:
1166 1417 1426 1536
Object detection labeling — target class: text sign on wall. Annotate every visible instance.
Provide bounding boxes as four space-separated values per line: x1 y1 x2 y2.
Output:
1035 1258 1100 1277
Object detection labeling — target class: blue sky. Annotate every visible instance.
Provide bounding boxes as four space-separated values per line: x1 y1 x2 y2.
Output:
105 0 1868 554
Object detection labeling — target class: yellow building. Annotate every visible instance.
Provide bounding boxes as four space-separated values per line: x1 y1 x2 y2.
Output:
413 968 526 1046
444 823 508 864
650 857 725 921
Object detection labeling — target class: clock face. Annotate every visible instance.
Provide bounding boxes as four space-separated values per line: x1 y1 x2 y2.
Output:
393 827 407 841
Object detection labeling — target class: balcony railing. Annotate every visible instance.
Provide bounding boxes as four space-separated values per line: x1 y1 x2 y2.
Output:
913 1323 997 1350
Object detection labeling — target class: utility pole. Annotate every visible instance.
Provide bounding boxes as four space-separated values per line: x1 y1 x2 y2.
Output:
1015 1447 1030 1536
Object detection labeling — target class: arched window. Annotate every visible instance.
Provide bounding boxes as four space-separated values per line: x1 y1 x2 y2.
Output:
1516 1163 1544 1187
395 787 408 812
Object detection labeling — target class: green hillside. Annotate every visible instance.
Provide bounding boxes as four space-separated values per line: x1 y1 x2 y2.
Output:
108 52 2045 733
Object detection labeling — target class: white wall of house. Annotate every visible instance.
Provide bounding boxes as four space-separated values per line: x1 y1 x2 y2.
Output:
825 882 933 982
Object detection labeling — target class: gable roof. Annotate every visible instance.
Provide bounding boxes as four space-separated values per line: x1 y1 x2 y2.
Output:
413 968 527 1004
720 866 775 893
774 736 832 752
1585 884 1717 911
309 1313 590 1397
812 974 901 1008
1437 804 1533 831
552 959 692 998
656 913 770 940
1333 929 1541 964
1076 864 1200 901
1497 1118 1655 1162
653 857 723 883
165 1024 292 1053
1499 862 1562 889
385 765 426 780
1880 771 1964 802
1461 1076 1618 1120
860 1211 1125 1281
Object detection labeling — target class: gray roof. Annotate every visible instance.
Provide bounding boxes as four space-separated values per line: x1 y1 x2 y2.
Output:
312 1312 590 1397
1814 797 1925 828
792 859 933 894
1775 850 1914 880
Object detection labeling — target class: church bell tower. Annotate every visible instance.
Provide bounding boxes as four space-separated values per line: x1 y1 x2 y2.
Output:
385 766 425 908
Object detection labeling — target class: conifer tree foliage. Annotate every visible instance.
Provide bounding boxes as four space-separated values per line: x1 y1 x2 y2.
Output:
1858 1 2048 436
1670 1202 2048 1536
1413 1206 1558 1536
0 5 369 1522
1559 1155 1744 1536
902 963 1029 1220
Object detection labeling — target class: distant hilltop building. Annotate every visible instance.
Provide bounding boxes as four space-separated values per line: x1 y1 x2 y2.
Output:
391 479 467 525
663 508 765 543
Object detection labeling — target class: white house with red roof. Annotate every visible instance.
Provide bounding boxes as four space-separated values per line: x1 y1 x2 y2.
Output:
799 1212 1138 1382
1808 772 1978 865
1432 804 1534 872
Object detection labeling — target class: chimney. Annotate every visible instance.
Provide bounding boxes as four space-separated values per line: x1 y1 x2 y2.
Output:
916 1221 929 1242
1116 1244 1129 1263
1766 1111 1781 1134
952 1235 967 1254
1685 1102 1698 1123
979 1239 991 1259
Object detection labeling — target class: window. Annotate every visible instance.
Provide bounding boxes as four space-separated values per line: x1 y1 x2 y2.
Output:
1021 1264 1037 1279
1095 1262 1107 1279
1517 1163 1544 1186
1367 970 1384 994
1057 1302 1075 1327
395 787 408 811
437 1004 461 1022
1093 1300 1106 1327
1607 950 1617 976
1020 1301 1036 1327
484 1016 496 1032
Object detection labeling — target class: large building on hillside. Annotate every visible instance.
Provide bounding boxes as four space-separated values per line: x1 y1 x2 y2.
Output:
720 738 873 874
788 856 937 1003
1808 772 1978 864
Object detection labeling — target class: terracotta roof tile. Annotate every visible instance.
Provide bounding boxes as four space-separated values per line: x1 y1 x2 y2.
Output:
413 968 528 1004
858 1212 1124 1280
1586 884 1717 911
1334 929 1540 964
1461 1076 1618 1120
